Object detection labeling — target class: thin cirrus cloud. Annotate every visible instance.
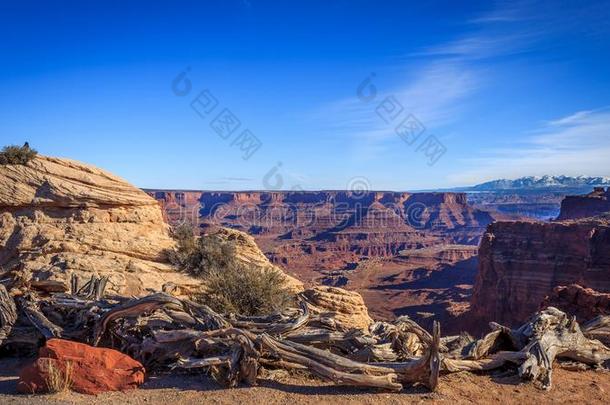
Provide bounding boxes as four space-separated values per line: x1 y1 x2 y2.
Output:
450 108 610 184
317 0 609 165
319 2 542 156
323 60 478 139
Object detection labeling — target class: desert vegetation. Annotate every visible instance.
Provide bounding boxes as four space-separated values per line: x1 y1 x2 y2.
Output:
168 223 292 315
0 143 37 165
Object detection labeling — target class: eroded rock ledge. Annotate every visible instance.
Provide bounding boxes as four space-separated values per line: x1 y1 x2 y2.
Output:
0 156 199 296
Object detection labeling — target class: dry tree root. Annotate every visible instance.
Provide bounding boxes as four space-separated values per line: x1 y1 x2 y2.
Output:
439 307 610 390
516 308 610 389
1 276 609 394
0 284 18 345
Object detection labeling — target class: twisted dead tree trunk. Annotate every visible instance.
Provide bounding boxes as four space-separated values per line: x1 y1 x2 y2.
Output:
581 315 610 347
19 295 63 339
516 307 610 389
259 333 403 391
439 307 610 390
4 279 610 394
0 284 17 345
93 293 185 345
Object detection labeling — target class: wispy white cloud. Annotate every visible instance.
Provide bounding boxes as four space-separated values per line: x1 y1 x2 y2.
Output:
450 108 610 184
324 60 478 139
317 2 541 159
317 0 610 164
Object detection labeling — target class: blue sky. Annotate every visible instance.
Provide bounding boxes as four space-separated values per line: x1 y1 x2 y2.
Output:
1 0 609 190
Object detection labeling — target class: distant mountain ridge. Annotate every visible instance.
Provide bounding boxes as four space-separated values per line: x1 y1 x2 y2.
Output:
471 175 610 191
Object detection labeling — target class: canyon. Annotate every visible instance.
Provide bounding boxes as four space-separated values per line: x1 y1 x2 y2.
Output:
147 190 505 328
149 186 610 333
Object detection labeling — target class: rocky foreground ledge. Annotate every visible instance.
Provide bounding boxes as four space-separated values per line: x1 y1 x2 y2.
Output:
0 155 301 296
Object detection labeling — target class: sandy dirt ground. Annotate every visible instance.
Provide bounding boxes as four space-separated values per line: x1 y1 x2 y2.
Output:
1 357 608 404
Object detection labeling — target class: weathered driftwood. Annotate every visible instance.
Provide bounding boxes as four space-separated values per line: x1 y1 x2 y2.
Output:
2 280 610 394
93 293 184 345
19 296 63 339
0 284 17 345
516 308 610 390
581 315 610 347
260 333 403 391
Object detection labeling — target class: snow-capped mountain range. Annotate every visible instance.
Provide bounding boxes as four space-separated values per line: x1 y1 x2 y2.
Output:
471 175 610 191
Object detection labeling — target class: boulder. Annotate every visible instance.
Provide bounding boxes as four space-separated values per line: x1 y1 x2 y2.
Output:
17 338 145 395
301 286 373 331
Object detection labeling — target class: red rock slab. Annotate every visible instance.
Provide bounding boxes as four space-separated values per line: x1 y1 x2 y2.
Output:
17 338 145 395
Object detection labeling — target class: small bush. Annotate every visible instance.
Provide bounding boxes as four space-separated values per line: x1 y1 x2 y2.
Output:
167 222 198 269
168 227 293 316
203 264 293 316
44 360 73 393
0 143 37 165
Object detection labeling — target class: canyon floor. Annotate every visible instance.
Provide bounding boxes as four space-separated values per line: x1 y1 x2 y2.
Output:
1 358 608 404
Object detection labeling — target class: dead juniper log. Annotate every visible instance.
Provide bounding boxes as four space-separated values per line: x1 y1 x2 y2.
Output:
581 315 610 347
0 284 17 345
259 333 403 391
3 281 610 394
372 321 441 390
516 307 610 389
438 308 610 390
18 295 64 339
71 274 109 301
93 293 186 345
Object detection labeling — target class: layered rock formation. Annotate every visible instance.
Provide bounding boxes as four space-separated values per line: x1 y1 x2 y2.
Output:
541 284 610 321
0 156 200 296
148 190 500 280
148 190 501 328
557 187 610 220
301 286 373 331
471 215 610 327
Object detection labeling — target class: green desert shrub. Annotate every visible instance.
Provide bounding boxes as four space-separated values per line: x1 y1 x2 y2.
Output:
203 264 292 316
167 222 199 269
0 143 37 165
168 225 292 316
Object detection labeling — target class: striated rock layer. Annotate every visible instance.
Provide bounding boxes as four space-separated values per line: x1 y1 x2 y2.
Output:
470 215 610 327
301 286 373 331
0 156 201 296
557 187 610 220
147 190 506 328
147 190 501 280
541 284 610 321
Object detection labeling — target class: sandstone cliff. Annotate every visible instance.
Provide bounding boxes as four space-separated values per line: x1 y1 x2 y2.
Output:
541 284 610 321
470 216 610 327
557 187 610 220
0 156 202 295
